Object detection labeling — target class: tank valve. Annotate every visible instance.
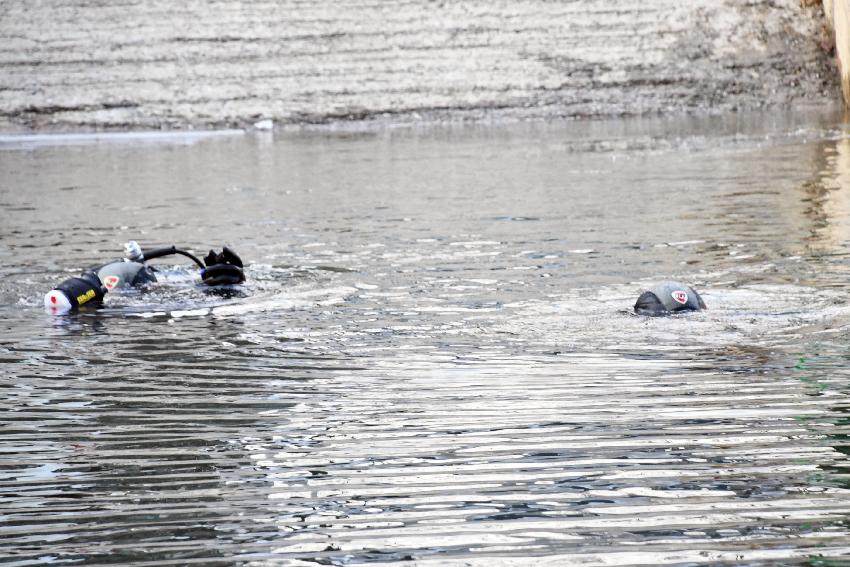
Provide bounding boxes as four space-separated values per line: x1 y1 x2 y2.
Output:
124 240 144 262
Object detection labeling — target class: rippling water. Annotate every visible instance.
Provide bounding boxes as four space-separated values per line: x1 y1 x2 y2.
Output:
2 109 850 566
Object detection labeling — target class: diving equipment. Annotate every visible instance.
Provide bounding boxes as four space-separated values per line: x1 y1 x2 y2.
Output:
634 281 706 316
45 241 245 314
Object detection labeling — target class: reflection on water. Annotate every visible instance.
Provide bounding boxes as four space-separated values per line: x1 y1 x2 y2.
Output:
799 136 850 252
2 108 850 565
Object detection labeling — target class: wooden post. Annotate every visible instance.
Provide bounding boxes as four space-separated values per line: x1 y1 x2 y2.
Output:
822 0 850 107
837 1 850 107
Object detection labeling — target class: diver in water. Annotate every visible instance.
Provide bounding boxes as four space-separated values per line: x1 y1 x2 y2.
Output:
44 241 245 314
634 281 705 316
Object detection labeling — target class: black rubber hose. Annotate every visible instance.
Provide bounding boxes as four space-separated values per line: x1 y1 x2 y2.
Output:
141 246 206 269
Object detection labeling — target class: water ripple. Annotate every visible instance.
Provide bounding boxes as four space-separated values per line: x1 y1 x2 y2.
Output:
3 110 850 565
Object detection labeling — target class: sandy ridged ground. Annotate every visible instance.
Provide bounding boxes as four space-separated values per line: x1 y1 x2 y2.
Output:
0 0 839 132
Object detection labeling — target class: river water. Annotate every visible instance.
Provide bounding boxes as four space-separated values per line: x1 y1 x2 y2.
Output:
2 109 850 566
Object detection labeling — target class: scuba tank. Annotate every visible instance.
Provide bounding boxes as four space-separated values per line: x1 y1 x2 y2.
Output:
634 281 706 316
45 241 245 314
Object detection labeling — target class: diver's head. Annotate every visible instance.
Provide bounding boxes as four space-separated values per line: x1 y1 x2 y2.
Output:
634 281 705 316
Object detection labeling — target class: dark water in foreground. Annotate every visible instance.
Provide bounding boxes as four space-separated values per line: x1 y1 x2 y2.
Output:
2 110 850 566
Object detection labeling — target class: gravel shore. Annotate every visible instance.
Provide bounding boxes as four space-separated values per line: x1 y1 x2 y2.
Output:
0 0 839 132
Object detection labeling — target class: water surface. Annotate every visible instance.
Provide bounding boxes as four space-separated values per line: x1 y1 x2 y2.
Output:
2 109 850 565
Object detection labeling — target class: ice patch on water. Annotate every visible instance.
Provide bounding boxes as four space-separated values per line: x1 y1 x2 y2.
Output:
170 308 212 318
212 286 357 317
0 129 244 149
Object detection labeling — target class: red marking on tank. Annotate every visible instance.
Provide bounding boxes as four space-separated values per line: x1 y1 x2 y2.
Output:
672 290 688 304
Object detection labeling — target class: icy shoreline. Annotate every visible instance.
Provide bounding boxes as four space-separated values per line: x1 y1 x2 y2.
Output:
0 0 839 133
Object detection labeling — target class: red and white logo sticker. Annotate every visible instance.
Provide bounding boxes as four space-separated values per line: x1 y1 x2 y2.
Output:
671 290 688 305
103 275 120 290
